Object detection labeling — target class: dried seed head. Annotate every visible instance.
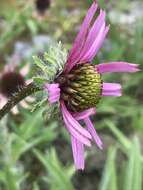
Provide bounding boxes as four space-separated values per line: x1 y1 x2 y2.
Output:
0 72 25 97
36 0 51 14
56 64 102 112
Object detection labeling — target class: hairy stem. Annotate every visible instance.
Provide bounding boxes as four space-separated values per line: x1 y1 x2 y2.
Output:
0 82 42 120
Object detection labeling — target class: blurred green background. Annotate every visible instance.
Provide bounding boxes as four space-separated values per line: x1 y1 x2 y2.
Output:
0 0 143 190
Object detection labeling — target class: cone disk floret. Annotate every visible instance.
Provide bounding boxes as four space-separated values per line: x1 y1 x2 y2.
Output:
56 64 102 112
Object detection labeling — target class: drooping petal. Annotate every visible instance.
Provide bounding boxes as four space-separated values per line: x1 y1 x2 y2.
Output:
82 25 109 62
62 113 91 146
12 106 19 115
102 82 122 97
89 25 109 62
84 117 103 150
48 95 61 104
20 64 30 76
81 10 106 55
78 10 107 62
96 62 140 74
73 108 96 121
71 136 85 170
0 95 7 109
45 83 61 104
61 101 92 146
45 83 59 90
64 2 98 73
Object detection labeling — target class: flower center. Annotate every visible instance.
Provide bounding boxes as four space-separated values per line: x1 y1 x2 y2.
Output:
0 72 25 97
56 64 102 112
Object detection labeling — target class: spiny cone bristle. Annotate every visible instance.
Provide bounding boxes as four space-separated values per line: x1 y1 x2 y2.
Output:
56 64 102 112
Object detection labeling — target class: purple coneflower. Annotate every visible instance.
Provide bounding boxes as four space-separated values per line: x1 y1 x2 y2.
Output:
35 0 51 14
0 54 33 114
44 2 139 170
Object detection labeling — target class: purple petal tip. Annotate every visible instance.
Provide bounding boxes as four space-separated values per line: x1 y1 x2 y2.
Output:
97 62 140 74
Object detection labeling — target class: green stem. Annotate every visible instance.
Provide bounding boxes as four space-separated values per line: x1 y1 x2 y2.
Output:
0 82 42 120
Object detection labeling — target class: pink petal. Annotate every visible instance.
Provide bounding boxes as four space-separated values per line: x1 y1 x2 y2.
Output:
64 2 98 73
102 82 122 97
0 95 7 109
82 25 109 62
78 10 106 62
89 26 109 62
48 88 60 96
84 117 103 150
71 136 85 170
61 101 92 139
73 108 96 121
62 113 91 147
48 95 61 104
44 83 61 104
61 101 92 146
20 64 30 76
96 62 140 74
45 83 59 90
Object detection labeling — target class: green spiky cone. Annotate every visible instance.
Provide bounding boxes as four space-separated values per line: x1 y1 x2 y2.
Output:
56 64 102 112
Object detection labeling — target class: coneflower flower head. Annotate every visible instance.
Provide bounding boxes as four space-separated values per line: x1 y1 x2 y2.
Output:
35 0 51 14
0 55 33 113
0 71 25 97
34 2 140 170
56 63 102 112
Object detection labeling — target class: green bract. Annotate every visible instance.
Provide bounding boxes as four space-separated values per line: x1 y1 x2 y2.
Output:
33 42 68 85
32 42 67 113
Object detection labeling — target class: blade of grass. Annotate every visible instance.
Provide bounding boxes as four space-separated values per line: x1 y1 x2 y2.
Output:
99 146 118 190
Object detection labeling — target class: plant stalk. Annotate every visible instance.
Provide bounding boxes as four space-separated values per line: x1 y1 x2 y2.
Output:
0 82 42 120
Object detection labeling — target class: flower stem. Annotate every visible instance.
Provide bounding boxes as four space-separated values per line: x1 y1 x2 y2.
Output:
0 82 42 120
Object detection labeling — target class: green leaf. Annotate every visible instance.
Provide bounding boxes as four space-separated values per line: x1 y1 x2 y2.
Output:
99 147 118 190
32 182 40 190
123 137 142 190
105 120 131 150
26 19 38 35
33 76 48 85
34 149 75 190
4 165 19 190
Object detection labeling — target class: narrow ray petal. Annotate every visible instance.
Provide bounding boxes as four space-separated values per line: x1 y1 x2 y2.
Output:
73 108 96 121
102 82 122 97
71 136 85 170
45 83 60 90
64 2 98 73
45 83 61 104
84 117 103 150
88 25 109 62
48 89 60 97
82 23 109 62
62 108 91 146
20 64 30 76
96 62 140 74
61 101 92 140
49 95 60 104
0 95 7 109
78 10 106 62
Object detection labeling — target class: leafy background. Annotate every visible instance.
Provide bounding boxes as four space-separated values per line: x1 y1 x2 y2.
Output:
0 0 143 190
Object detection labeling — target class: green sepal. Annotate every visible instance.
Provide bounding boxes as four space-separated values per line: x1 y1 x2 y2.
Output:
33 42 68 86
33 76 48 85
